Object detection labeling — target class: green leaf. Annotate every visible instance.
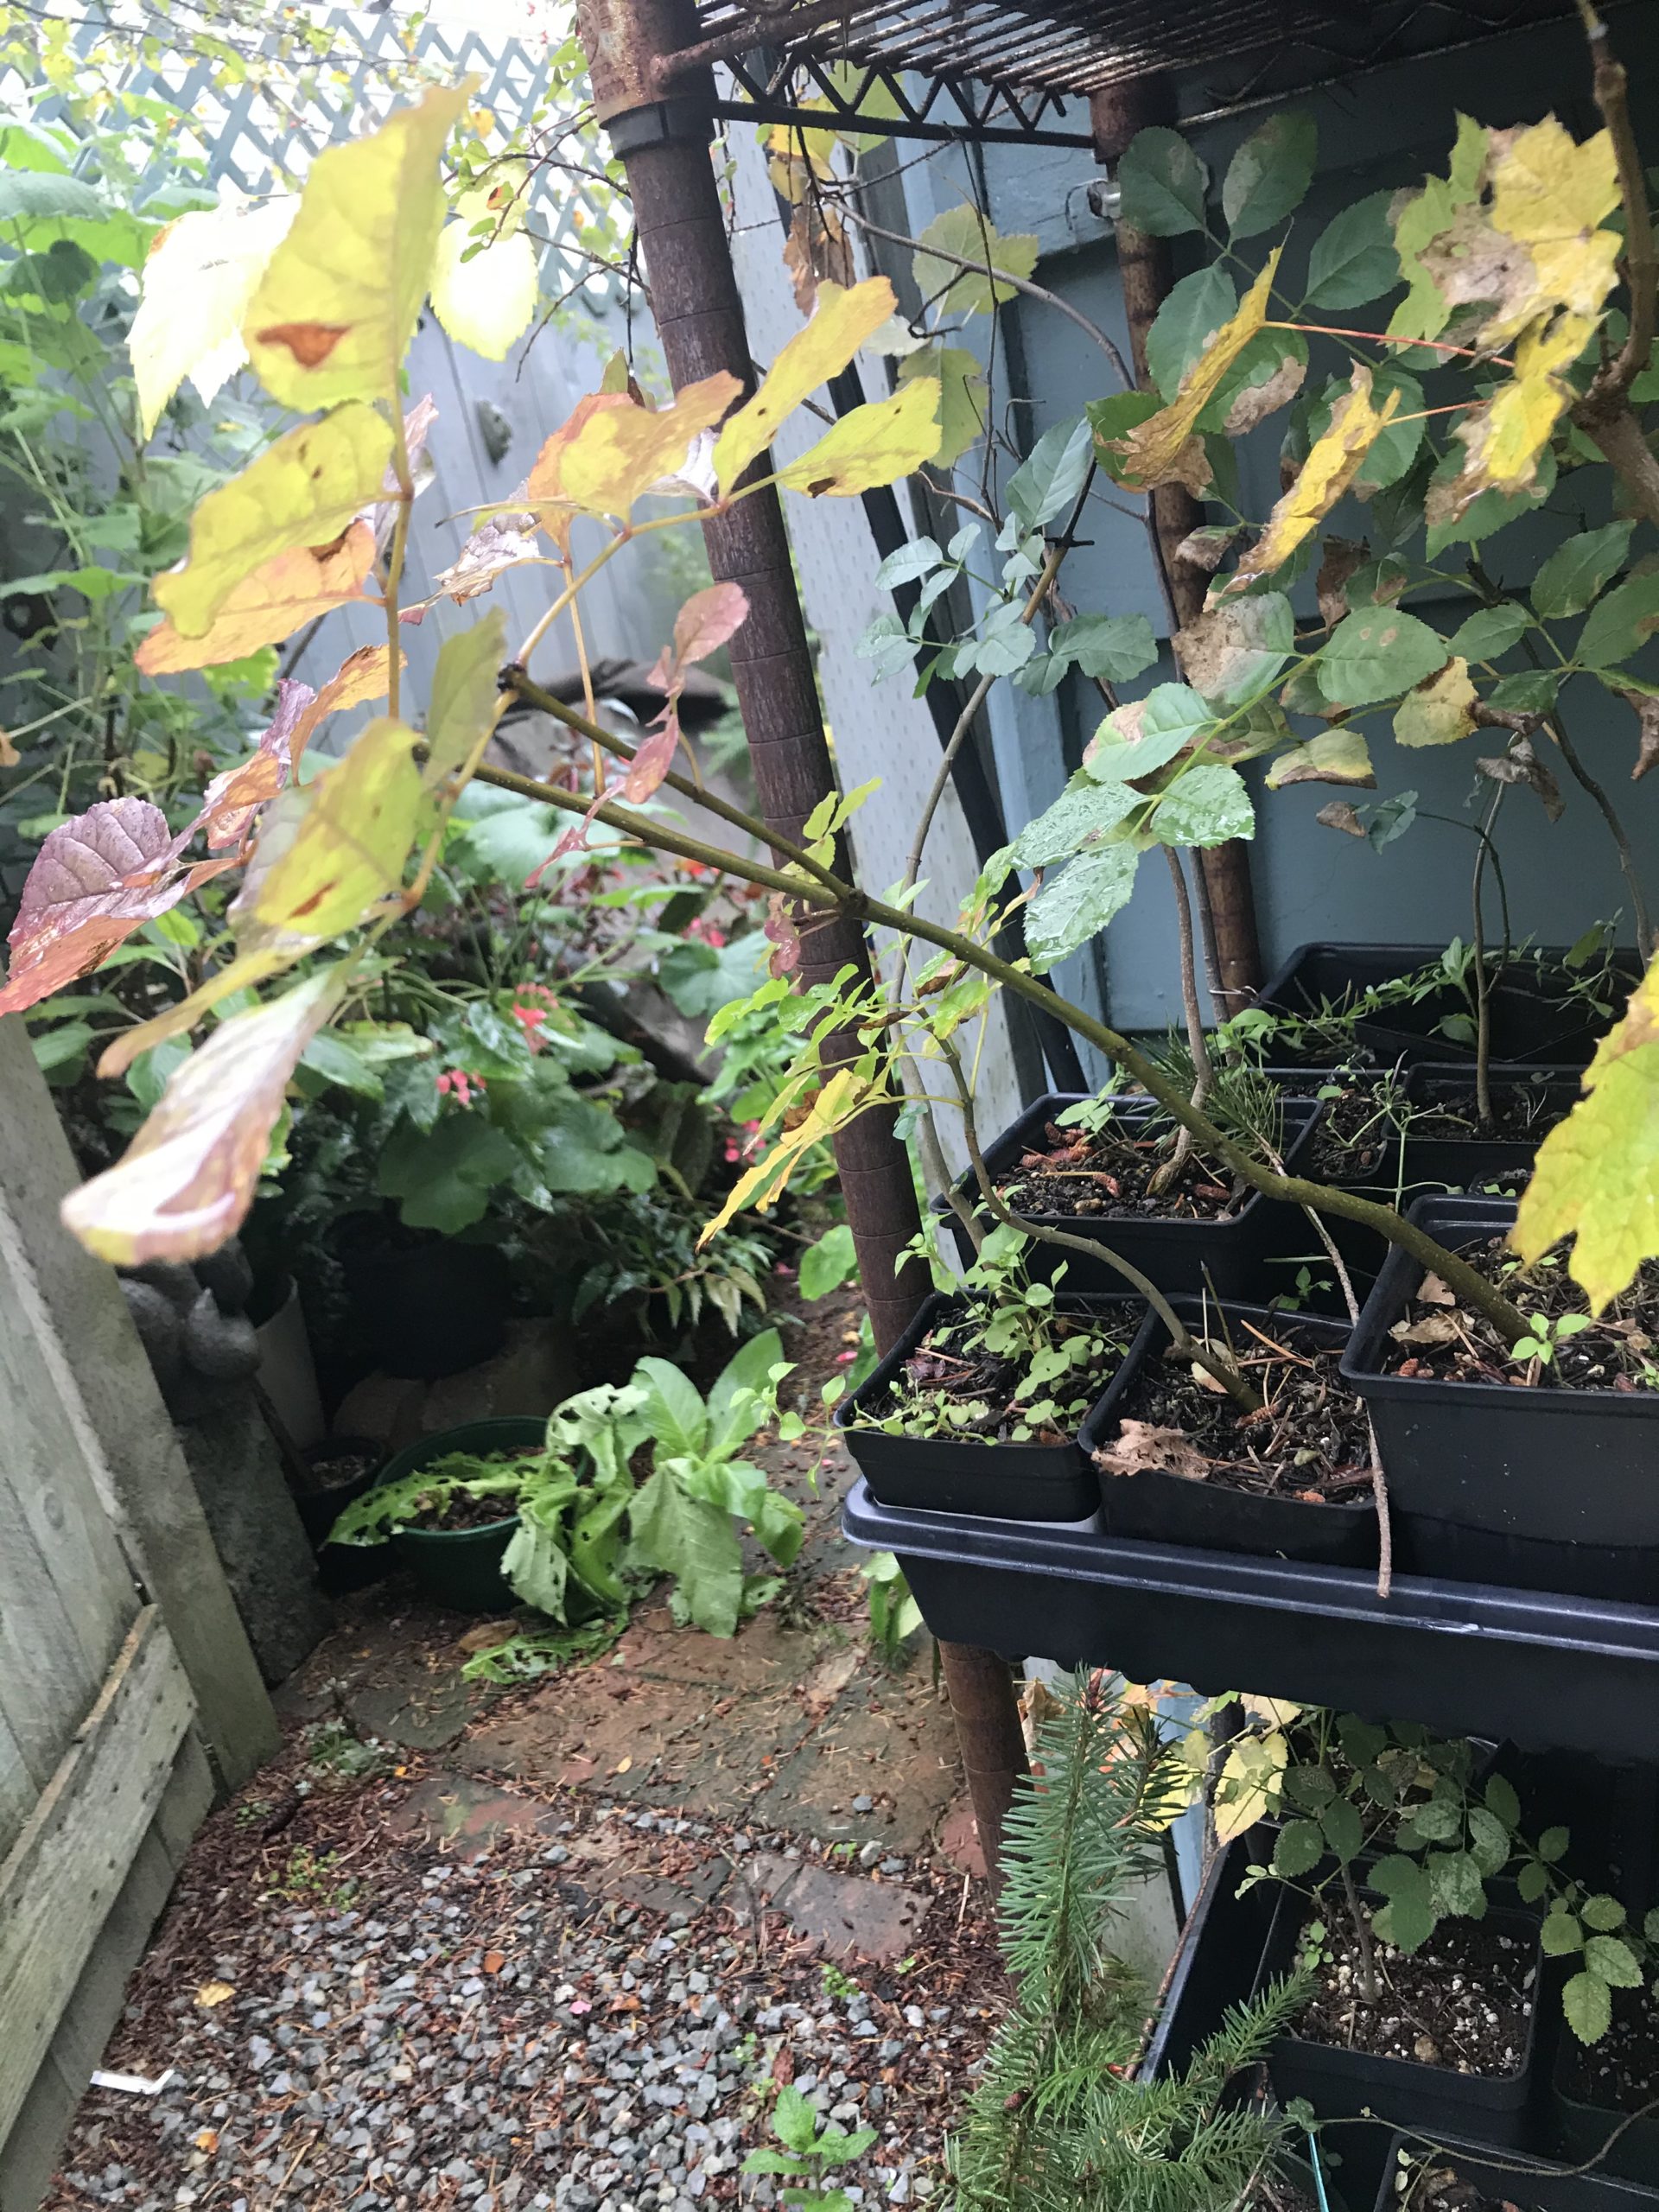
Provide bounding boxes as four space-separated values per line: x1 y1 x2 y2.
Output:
709 1326 786 1444
1531 522 1634 621
1372 1891 1436 1955
1516 1861 1549 1904
1284 1765 1337 1811
1538 1825 1571 1863
1011 775 1141 869
1465 1803 1512 1876
1541 1909 1585 1956
912 206 1038 315
1585 1934 1643 1987
773 2085 821 2155
377 1115 519 1234
1486 669 1560 715
1086 390 1162 483
1369 1853 1431 1904
1582 1894 1627 1932
1577 572 1659 670
1272 1818 1325 1878
1086 684 1214 782
1448 604 1530 663
1223 113 1318 238
1563 1969 1613 2045
1049 613 1158 683
626 1465 745 1637
1483 1774 1521 1830
1408 1796 1461 1843
1152 763 1255 848
1645 1906 1659 1948
501 1516 569 1620
632 1356 710 1459
424 609 508 786
1117 125 1208 236
1147 267 1237 403
799 1222 857 1300
1427 1850 1485 1918
1026 847 1140 969
1007 417 1094 531
1319 607 1447 707
1320 1798 1364 1864
898 345 987 467
1305 190 1401 309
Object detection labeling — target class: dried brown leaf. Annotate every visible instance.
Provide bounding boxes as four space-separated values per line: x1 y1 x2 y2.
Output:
1092 1419 1211 1482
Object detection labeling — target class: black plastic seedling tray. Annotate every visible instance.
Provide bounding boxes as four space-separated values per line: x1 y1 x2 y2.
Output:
842 1483 1659 1763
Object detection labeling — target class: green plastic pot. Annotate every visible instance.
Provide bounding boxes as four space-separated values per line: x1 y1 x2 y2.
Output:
375 1417 547 1615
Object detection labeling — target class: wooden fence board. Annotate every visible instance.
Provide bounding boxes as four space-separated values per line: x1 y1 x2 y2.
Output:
0 1606 194 2146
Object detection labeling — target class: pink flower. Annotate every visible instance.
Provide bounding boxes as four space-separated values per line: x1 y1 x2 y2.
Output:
836 1350 856 1365
438 1070 486 1107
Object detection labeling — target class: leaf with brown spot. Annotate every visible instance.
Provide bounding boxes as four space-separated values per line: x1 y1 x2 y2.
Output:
1223 364 1399 597
1222 346 1306 435
136 522 376 673
1266 727 1376 789
1108 254 1280 492
1392 657 1478 748
1174 524 1239 575
1316 800 1366 836
254 321 348 368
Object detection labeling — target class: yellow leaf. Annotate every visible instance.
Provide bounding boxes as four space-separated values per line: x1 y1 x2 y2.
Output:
1213 1730 1288 1844
1392 656 1478 747
1109 253 1282 493
1428 311 1592 528
1239 1695 1302 1726
1486 118 1622 344
64 968 350 1265
130 196 298 439
912 206 1038 316
194 1980 236 2008
713 277 897 493
429 221 538 360
1515 953 1659 1309
1224 364 1400 594
1389 112 1490 345
151 406 392 639
245 83 470 408
772 380 941 499
698 1067 873 1243
1265 727 1376 788
237 718 425 944
136 523 376 673
556 374 741 517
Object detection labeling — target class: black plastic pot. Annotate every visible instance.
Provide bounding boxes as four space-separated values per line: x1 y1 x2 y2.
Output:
1141 1836 1275 2081
1259 1883 1542 2145
296 1435 389 1594
1399 1065 1577 1192
1079 1300 1377 1567
938 1091 1323 1299
337 1226 512 1380
1344 1196 1659 1602
371 1417 545 1613
835 1291 1144 1521
841 1481 1659 1763
1373 2134 1659 2212
1256 944 1635 1071
1550 1997 1659 2189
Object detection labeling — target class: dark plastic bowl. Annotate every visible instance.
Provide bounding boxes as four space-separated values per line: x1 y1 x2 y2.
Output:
372 1417 547 1614
937 1090 1324 1300
1080 1300 1377 1567
836 1291 1145 1520
1344 1195 1659 1599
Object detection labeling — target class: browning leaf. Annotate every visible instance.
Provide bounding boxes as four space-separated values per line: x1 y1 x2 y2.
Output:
1316 800 1366 836
135 523 376 673
1476 735 1564 821
1092 1420 1211 1482
1316 537 1370 630
1617 687 1659 781
782 198 853 317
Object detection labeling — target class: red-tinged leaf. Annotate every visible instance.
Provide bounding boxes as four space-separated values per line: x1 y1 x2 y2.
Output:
764 893 802 977
290 643 399 768
0 798 234 1017
196 678 314 850
434 505 543 602
60 966 349 1264
531 806 603 881
623 709 680 804
647 582 749 690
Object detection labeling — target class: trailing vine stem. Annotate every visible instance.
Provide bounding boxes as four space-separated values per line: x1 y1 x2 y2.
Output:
474 691 1534 1348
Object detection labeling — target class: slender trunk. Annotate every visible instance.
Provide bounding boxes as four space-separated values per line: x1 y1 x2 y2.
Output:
1151 846 1213 1193
1341 1861 1382 2008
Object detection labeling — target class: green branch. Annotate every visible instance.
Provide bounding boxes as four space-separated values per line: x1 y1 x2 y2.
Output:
462 759 1533 1346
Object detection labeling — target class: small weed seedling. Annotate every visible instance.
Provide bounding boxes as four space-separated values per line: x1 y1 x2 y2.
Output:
1510 1310 1592 1374
741 2084 877 2212
266 1846 356 1912
820 1961 861 2002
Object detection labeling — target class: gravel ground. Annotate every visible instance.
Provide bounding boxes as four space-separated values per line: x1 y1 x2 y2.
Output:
43 1732 1004 2212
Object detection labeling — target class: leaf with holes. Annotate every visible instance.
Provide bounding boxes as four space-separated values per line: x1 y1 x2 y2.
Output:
61 965 349 1264
150 408 392 639
245 84 469 407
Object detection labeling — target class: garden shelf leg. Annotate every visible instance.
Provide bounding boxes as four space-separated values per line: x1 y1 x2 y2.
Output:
577 0 1030 1885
